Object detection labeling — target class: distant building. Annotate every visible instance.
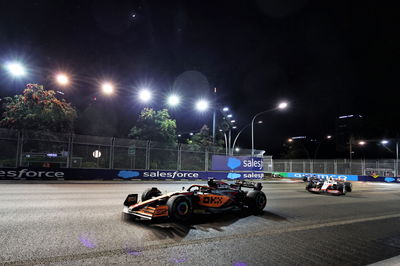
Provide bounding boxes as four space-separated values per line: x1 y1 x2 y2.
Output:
335 114 364 156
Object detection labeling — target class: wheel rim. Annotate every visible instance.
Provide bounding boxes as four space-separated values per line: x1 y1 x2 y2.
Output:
176 201 189 216
257 195 266 209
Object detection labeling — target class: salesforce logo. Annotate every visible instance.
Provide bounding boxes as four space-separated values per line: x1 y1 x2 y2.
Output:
227 157 241 170
227 158 242 179
118 171 140 179
227 173 241 179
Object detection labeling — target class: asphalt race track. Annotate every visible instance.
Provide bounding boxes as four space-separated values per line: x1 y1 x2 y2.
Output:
1 180 400 266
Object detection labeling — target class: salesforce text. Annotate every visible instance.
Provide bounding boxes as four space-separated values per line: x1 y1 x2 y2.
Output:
143 171 199 179
0 169 64 178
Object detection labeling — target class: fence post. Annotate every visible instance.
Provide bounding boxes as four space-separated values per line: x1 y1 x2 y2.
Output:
271 158 274 172
15 131 21 167
145 141 150 170
324 160 327 174
334 160 337 174
362 159 366 175
109 137 115 169
289 160 292 172
66 133 72 168
177 144 181 171
310 160 314 173
18 131 24 167
205 149 209 171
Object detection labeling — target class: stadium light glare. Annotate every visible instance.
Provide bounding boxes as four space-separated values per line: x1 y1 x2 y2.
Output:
5 62 26 77
278 102 288 109
167 94 180 107
138 89 152 102
55 73 69 86
101 82 114 95
195 99 209 112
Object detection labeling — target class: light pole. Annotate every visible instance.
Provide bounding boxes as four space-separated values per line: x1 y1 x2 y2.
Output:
251 102 288 157
314 135 333 159
396 140 399 177
381 139 399 177
231 121 262 154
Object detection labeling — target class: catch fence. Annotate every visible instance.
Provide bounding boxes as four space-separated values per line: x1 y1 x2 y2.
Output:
0 128 266 171
272 159 399 177
2 128 397 176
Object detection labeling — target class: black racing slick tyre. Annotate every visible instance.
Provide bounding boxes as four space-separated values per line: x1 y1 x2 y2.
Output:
337 184 346 195
141 187 162 202
167 195 193 221
245 191 267 213
344 182 352 192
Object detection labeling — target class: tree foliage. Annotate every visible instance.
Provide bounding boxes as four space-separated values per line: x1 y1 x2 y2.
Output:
0 84 77 132
129 108 177 144
187 125 225 152
187 125 213 149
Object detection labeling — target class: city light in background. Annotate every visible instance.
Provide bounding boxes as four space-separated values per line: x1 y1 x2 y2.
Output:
166 94 180 107
138 89 152 102
4 62 26 77
195 99 209 112
222 107 229 112
381 140 389 145
359 141 366 146
55 73 69 86
278 102 288 109
101 82 114 95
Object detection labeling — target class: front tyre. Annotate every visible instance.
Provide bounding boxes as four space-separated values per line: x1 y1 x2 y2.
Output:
141 187 162 202
167 195 193 221
246 191 267 213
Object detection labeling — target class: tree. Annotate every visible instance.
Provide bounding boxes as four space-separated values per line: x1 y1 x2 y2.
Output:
187 125 225 152
187 125 213 149
0 84 77 132
129 108 177 144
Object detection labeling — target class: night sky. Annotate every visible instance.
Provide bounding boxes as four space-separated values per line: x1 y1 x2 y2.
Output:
0 0 398 156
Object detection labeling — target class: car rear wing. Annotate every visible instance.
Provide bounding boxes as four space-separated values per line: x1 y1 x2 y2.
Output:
234 180 263 191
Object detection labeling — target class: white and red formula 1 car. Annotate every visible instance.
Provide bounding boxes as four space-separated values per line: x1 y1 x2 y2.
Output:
306 176 352 195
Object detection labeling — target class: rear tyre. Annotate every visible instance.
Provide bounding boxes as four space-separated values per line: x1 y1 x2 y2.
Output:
167 195 193 221
245 191 267 213
344 182 352 192
141 187 162 202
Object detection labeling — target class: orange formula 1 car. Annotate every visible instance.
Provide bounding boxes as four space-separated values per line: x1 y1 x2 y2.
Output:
123 179 267 221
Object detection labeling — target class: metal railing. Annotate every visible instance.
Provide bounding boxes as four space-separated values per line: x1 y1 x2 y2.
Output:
0 128 265 171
